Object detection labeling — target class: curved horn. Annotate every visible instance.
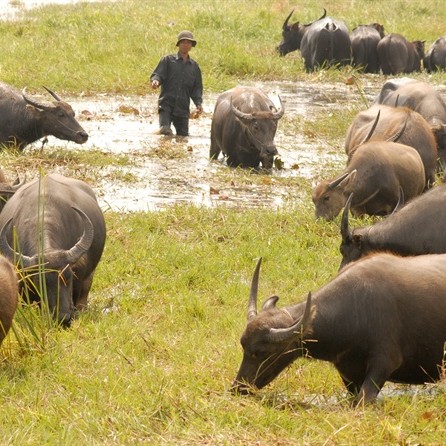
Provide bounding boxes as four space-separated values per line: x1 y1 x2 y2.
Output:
341 193 354 242
386 113 408 143
247 258 262 321
268 292 313 342
360 109 381 145
394 94 400 108
231 101 255 121
328 171 350 190
43 86 62 102
390 187 404 215
283 9 295 30
0 218 34 267
304 8 326 26
65 207 94 264
271 95 285 120
22 87 52 111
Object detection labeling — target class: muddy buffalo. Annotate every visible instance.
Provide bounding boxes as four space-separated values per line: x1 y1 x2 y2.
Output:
377 33 424 75
339 184 446 269
350 23 385 73
0 83 88 150
277 9 351 71
312 141 425 220
232 256 446 405
424 36 446 72
345 104 437 188
0 255 18 346
210 86 284 169
374 78 446 167
0 173 106 326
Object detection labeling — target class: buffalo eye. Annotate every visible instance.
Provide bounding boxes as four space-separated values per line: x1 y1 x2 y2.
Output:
57 111 65 118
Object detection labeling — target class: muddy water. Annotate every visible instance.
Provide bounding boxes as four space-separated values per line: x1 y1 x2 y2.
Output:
51 80 381 212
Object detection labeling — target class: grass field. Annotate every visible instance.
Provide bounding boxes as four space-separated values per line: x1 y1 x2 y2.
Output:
0 1 446 445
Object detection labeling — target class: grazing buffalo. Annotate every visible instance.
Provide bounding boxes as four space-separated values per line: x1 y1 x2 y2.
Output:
0 83 88 150
424 36 446 72
277 9 351 71
377 33 424 75
345 104 437 188
210 86 284 169
0 255 18 346
374 78 446 167
350 23 385 73
0 174 106 326
312 141 425 220
339 184 446 269
232 256 446 405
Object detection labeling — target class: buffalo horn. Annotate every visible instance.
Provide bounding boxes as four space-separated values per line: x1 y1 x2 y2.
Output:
328 171 351 190
340 192 354 242
247 258 262 321
65 207 94 263
22 87 53 111
360 109 381 145
304 8 327 27
283 9 295 30
43 86 62 102
271 96 285 120
386 113 408 143
268 292 313 342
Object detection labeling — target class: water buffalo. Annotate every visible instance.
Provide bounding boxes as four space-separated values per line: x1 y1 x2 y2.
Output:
0 173 106 326
210 86 284 169
350 23 385 73
345 104 437 188
0 82 88 150
232 256 446 405
0 255 18 346
277 9 351 71
424 36 446 72
339 184 446 269
374 78 446 167
377 33 424 75
312 141 425 220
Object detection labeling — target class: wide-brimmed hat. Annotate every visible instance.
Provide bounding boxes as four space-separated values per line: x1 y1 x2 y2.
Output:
176 30 197 47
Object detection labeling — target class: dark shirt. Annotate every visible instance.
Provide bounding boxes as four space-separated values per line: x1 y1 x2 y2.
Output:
150 53 203 118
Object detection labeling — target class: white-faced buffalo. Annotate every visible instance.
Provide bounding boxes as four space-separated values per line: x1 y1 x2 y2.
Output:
0 255 18 347
377 33 424 75
345 104 437 189
339 184 446 269
374 78 446 167
312 141 425 220
0 174 106 326
424 36 446 72
232 256 446 405
0 83 88 150
350 23 385 73
277 9 351 71
210 86 284 169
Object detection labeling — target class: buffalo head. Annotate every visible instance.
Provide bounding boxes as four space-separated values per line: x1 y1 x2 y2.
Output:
22 87 88 145
232 258 312 394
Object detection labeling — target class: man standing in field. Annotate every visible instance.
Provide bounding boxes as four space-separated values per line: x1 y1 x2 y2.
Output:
150 30 203 136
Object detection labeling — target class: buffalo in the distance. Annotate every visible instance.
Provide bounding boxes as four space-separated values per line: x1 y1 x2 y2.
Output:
210 86 284 169
0 82 88 150
0 173 106 326
350 23 385 73
277 9 351 71
424 36 446 72
345 104 437 189
232 256 446 406
377 33 424 75
374 78 446 168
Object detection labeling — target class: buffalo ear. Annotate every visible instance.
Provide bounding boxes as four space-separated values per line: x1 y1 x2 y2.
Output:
262 295 279 311
352 233 362 248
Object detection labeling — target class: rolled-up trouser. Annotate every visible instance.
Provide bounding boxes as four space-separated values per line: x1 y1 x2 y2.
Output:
159 109 189 136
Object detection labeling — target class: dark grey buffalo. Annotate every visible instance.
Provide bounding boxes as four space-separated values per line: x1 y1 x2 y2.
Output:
345 104 437 188
374 78 446 167
210 86 284 169
0 173 106 326
312 141 424 220
339 184 446 269
0 255 18 346
232 256 446 405
377 33 424 75
277 9 351 71
0 83 88 150
424 36 446 72
350 23 385 73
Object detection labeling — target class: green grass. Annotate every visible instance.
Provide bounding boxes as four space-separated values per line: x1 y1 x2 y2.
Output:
1 0 446 444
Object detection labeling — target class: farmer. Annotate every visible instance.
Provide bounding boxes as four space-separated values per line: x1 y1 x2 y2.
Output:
150 30 203 136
